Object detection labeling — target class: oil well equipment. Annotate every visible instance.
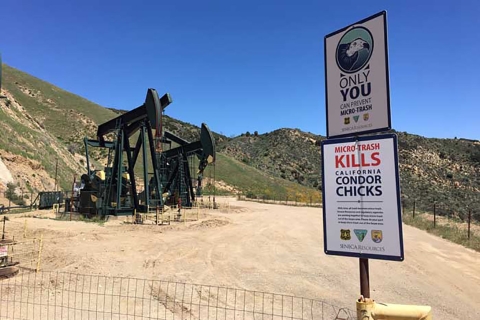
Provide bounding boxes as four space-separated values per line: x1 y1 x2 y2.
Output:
73 88 216 217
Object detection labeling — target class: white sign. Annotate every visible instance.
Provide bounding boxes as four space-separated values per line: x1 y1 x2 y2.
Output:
324 11 390 138
321 134 403 261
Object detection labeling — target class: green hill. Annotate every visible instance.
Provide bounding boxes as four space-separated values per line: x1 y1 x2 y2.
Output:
0 64 321 201
220 129 480 219
1 63 478 217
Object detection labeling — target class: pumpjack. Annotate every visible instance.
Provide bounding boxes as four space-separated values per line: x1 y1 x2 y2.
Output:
76 88 215 216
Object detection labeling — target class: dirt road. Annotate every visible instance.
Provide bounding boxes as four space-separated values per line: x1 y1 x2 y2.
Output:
5 197 480 319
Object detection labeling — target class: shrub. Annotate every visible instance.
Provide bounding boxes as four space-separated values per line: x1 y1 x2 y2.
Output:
68 143 78 155
5 182 17 201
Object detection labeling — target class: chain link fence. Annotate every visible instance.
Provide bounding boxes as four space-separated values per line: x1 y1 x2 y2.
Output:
0 270 355 320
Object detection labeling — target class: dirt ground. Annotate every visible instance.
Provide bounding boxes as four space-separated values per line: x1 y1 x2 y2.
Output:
3 197 480 319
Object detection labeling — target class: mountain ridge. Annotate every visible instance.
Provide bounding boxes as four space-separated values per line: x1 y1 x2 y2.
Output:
0 63 479 219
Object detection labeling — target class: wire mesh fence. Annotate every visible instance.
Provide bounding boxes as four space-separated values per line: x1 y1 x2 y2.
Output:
2 237 42 272
238 195 322 208
0 270 355 320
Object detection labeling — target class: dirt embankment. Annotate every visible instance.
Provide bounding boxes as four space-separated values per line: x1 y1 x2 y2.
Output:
0 150 55 192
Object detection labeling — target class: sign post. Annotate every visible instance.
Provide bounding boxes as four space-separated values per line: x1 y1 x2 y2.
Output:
322 11 400 301
360 258 370 298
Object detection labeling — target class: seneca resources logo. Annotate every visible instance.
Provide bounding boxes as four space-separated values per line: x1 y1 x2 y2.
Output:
335 26 374 74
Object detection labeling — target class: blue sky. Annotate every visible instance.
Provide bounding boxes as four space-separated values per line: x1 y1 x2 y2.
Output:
1 0 479 139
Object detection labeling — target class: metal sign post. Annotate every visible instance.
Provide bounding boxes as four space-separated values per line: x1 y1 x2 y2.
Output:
360 258 370 298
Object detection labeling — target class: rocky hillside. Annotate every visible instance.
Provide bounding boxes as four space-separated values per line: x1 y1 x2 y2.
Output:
1 63 478 216
0 64 227 193
219 130 480 216
219 129 322 189
396 132 480 214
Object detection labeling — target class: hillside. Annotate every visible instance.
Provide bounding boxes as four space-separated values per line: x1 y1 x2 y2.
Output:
0 64 320 201
219 129 480 218
1 63 478 218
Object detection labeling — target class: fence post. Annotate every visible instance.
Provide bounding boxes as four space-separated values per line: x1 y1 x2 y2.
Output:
36 233 44 273
468 209 471 240
433 203 436 228
413 200 416 219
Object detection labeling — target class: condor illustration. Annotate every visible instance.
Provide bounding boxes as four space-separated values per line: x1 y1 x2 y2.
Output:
336 27 373 74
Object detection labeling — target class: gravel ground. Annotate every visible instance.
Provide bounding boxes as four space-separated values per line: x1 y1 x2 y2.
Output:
2 196 479 319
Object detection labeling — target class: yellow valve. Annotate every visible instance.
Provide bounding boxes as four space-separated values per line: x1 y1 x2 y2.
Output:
356 298 432 320
96 170 105 180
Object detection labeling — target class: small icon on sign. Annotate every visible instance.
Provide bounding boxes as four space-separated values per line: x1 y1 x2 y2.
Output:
354 229 367 242
344 117 350 125
353 115 359 123
371 230 383 243
340 229 351 240
363 113 369 121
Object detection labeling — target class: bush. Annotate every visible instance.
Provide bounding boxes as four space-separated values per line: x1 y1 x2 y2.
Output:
14 198 26 206
68 143 78 155
469 148 480 163
245 191 255 198
5 182 17 201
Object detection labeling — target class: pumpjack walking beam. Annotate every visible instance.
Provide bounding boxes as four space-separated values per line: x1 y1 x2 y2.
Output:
159 124 216 206
83 89 172 215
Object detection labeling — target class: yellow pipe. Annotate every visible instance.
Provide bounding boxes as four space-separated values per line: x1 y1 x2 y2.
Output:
357 299 432 320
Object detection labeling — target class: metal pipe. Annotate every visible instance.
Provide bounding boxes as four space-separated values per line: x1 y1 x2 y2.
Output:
2 216 6 240
70 175 76 220
359 258 370 298
357 298 432 320
54 158 58 191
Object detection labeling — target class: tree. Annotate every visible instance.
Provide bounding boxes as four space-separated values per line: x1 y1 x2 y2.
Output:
245 131 251 137
5 182 17 201
254 131 258 137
